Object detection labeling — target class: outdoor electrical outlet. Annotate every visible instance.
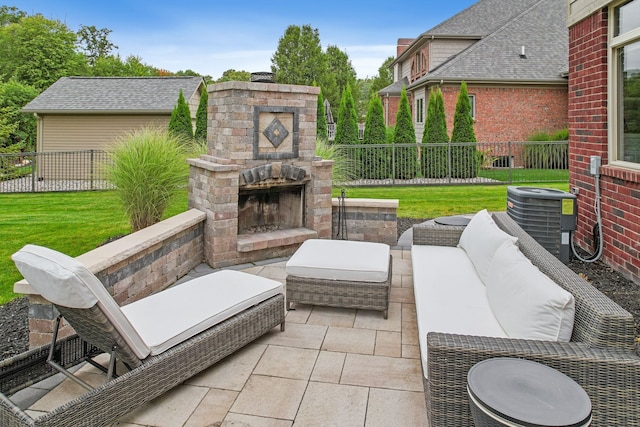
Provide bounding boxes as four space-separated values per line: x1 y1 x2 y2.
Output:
572 187 579 195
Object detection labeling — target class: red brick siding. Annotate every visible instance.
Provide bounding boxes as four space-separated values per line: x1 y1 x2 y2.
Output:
569 9 640 283
440 85 568 142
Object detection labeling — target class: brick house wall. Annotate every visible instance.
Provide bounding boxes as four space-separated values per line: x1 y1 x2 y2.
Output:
569 9 640 283
439 85 568 142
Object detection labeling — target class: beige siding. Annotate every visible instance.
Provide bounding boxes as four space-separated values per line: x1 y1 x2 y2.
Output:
401 60 412 80
40 114 170 152
429 39 476 71
568 0 611 26
38 114 169 180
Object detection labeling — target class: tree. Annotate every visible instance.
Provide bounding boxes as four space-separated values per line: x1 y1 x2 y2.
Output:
0 14 88 90
334 84 359 145
316 90 327 140
0 80 39 151
216 69 250 83
421 88 448 178
322 45 356 109
194 86 208 141
77 25 117 67
0 5 26 27
393 87 417 179
168 90 193 139
271 25 327 86
450 81 477 178
362 94 389 179
371 56 395 94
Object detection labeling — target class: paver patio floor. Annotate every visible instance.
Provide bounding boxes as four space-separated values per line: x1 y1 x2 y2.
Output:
14 248 427 426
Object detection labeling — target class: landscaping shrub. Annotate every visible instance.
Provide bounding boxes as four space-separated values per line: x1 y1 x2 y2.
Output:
450 82 477 179
362 95 390 179
524 128 568 169
421 87 448 178
393 87 417 179
106 127 204 232
168 90 193 140
194 87 208 141
315 136 354 185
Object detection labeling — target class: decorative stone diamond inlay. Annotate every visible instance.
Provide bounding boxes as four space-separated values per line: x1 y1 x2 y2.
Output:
263 118 289 148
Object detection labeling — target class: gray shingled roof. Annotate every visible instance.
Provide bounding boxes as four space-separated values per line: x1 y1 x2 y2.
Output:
379 77 409 96
22 76 204 114
410 0 567 86
422 0 541 37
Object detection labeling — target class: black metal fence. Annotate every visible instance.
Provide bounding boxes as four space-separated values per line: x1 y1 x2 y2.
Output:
334 140 569 186
0 141 568 193
0 150 113 193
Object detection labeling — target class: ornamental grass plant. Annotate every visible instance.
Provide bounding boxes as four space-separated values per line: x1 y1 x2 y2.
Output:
106 127 204 232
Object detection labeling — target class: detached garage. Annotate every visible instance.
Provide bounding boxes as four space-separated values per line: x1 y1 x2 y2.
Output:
20 76 204 181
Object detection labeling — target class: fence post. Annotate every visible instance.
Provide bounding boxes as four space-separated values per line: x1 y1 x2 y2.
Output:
90 150 95 190
508 141 513 184
30 152 36 193
392 143 396 186
447 143 452 184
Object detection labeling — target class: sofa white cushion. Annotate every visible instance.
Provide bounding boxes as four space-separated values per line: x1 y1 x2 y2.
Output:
458 209 518 284
121 270 283 356
12 244 151 359
412 245 508 377
286 239 390 282
486 242 575 342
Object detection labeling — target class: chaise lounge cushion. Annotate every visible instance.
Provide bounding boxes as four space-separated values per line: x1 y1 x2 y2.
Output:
486 242 575 342
285 239 390 282
457 209 518 284
121 270 283 355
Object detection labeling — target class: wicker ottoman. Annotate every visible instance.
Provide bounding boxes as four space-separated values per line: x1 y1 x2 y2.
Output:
285 239 392 318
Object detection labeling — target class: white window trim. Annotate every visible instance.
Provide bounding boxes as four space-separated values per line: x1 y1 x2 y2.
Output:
608 0 640 170
416 97 424 124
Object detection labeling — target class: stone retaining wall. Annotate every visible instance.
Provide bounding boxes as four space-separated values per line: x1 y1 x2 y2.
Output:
331 198 399 246
15 209 206 348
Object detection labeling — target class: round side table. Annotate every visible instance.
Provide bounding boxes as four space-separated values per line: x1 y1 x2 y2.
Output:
467 358 592 427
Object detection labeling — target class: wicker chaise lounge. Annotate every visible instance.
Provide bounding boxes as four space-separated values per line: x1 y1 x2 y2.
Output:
2 244 285 427
413 212 640 427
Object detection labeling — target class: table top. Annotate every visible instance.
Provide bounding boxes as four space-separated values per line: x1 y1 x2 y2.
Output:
434 215 471 226
467 358 592 427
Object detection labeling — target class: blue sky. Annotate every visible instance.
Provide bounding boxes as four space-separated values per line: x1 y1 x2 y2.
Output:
10 1 477 80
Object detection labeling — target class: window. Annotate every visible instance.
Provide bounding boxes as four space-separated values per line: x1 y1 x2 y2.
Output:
416 98 424 123
469 94 476 120
611 0 640 166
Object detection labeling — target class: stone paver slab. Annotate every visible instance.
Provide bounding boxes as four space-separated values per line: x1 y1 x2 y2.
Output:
366 388 428 427
230 375 307 420
321 326 376 354
341 353 423 392
293 381 368 427
254 345 318 380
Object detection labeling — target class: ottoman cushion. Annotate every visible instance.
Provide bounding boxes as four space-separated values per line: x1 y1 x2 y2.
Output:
286 239 390 282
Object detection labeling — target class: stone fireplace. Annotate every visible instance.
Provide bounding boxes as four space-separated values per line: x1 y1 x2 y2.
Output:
188 80 333 268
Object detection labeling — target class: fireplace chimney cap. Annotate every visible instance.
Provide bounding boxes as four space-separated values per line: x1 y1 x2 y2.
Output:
251 72 275 83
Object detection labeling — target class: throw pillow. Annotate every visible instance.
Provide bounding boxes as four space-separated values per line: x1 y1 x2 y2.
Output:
486 241 575 342
457 209 518 284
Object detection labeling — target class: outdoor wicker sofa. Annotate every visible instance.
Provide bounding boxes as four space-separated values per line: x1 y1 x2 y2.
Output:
413 211 640 427
1 244 285 427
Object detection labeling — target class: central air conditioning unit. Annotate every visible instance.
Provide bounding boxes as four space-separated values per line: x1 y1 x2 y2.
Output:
506 186 577 263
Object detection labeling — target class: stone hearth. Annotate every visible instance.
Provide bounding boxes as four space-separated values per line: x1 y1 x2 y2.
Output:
188 81 332 268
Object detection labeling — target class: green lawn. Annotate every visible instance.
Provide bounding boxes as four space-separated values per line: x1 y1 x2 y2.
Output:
1 182 568 304
0 190 189 304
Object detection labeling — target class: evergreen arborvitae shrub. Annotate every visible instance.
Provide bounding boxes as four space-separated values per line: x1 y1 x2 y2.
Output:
421 88 448 178
362 95 390 179
450 82 477 178
168 90 193 140
317 90 328 140
334 84 359 145
194 87 208 141
393 87 417 179
334 84 360 175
